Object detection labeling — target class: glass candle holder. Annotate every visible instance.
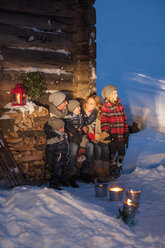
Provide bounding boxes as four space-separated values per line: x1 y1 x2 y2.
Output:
123 199 138 217
109 187 124 201
95 183 108 197
126 190 141 205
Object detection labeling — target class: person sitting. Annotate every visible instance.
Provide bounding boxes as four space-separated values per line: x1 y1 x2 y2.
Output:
44 117 79 190
83 94 110 182
64 99 98 183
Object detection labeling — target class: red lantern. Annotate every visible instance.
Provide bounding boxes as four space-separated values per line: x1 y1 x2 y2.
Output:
11 84 26 106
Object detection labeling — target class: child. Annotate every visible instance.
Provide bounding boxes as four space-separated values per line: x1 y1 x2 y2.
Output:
101 84 129 178
44 117 78 190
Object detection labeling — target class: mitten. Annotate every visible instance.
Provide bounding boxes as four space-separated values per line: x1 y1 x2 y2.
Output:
95 132 110 143
124 132 129 148
92 108 98 114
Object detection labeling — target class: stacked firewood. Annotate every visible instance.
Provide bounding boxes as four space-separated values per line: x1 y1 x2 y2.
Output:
0 106 50 185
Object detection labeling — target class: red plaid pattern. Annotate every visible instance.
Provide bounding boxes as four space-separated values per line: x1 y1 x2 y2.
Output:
101 99 129 141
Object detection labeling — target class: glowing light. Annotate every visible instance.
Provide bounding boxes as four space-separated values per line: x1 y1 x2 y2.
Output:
109 187 123 192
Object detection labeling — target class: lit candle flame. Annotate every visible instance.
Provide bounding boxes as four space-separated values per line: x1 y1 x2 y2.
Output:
127 199 133 205
109 187 123 192
128 189 141 194
16 93 20 104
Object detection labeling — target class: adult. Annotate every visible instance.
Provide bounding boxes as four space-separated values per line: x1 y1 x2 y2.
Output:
83 95 110 181
48 91 68 118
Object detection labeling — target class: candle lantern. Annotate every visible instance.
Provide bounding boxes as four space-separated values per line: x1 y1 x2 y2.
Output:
95 183 108 197
109 187 124 201
11 84 26 106
126 190 141 205
123 199 138 217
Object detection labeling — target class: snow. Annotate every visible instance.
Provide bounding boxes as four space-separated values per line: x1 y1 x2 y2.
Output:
4 67 71 75
8 46 71 56
1 0 165 247
3 100 44 117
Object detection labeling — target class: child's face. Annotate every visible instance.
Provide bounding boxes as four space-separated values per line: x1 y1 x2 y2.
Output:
86 98 96 111
73 105 81 115
59 126 65 133
113 89 118 101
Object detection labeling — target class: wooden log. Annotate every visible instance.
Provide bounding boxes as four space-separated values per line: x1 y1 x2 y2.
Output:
0 70 74 90
0 11 77 33
12 144 35 151
0 24 76 52
78 6 96 25
6 137 23 143
79 0 95 7
17 130 46 138
47 81 75 91
76 25 96 42
76 42 90 56
0 0 77 17
0 118 15 134
2 47 76 71
18 153 43 163
0 91 10 107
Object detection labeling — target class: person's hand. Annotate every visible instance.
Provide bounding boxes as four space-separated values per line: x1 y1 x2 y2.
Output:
92 108 98 114
82 126 88 133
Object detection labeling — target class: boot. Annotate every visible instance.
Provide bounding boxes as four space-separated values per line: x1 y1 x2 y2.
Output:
102 161 110 178
95 160 105 181
49 181 63 190
79 172 94 183
67 175 79 188
109 162 121 179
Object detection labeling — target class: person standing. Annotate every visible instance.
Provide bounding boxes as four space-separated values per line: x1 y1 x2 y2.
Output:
101 84 129 178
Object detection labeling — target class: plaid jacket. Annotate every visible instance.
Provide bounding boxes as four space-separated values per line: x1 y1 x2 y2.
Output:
101 99 129 141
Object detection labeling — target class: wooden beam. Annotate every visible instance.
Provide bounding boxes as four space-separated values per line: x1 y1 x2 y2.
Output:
0 24 76 52
0 0 78 17
0 11 77 33
2 47 76 71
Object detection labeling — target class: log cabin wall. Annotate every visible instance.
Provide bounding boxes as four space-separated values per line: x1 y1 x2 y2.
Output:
0 0 96 107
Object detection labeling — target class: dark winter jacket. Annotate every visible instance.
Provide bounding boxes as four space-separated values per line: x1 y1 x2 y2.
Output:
101 99 129 141
64 109 98 143
44 122 70 169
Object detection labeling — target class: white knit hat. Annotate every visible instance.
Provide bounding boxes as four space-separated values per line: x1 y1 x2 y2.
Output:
101 84 117 100
49 91 66 107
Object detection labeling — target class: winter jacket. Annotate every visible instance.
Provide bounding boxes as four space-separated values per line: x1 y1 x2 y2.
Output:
44 122 70 174
84 110 102 143
64 109 98 143
101 99 129 141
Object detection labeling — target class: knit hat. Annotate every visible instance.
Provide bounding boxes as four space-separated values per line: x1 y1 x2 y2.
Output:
68 100 80 112
49 91 66 107
48 117 65 131
101 84 117 100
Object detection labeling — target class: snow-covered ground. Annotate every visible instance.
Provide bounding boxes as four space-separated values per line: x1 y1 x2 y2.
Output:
0 0 165 247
